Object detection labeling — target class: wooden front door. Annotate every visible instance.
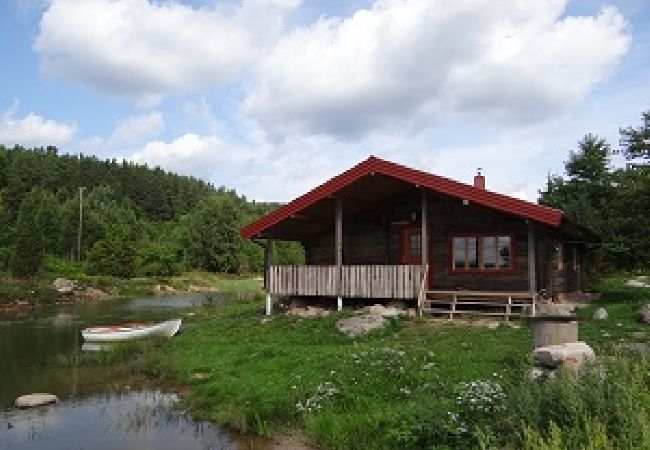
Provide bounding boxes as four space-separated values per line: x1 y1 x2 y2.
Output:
401 227 433 287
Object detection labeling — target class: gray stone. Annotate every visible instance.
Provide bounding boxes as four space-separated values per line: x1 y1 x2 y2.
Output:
486 321 500 329
625 278 649 288
367 304 403 317
53 278 76 294
15 393 58 408
529 367 546 380
631 331 647 341
593 307 608 321
533 342 596 370
336 314 387 337
639 304 650 324
287 306 330 318
536 302 577 316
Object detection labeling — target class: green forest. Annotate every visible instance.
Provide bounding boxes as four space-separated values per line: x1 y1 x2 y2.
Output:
0 145 303 278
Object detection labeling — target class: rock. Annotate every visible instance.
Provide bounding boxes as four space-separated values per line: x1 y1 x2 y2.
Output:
287 306 330 318
529 367 546 380
191 372 210 380
154 284 176 294
53 278 76 294
639 304 650 324
367 304 403 317
536 302 577 316
593 307 608 320
533 342 596 370
625 278 649 288
336 314 387 337
386 301 408 310
631 331 647 341
15 393 58 408
82 287 110 301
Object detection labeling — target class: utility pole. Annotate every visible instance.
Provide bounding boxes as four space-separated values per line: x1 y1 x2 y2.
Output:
77 187 86 261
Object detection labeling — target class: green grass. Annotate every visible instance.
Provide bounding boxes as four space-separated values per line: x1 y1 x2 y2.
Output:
133 273 650 450
142 300 531 448
577 275 649 350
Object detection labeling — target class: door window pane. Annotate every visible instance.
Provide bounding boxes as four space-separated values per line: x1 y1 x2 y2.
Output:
483 237 496 269
467 237 478 268
409 233 421 257
453 237 465 269
498 236 511 268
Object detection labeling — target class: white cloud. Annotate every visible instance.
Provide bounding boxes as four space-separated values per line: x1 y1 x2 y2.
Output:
245 0 631 137
128 133 230 178
35 0 300 102
0 101 76 148
109 111 165 146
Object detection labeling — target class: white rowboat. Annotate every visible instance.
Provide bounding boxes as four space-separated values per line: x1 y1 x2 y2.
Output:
82 319 182 342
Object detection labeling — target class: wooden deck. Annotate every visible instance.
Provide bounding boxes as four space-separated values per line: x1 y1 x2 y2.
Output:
422 290 537 320
268 264 423 299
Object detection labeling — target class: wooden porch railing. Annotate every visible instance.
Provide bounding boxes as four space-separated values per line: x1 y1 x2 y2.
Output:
268 265 422 299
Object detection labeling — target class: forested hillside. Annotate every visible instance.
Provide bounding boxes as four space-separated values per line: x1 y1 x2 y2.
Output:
0 145 303 277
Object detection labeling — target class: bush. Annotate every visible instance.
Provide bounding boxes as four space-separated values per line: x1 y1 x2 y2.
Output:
43 255 85 278
85 233 138 278
136 242 181 277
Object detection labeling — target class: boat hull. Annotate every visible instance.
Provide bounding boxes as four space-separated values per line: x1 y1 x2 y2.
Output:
82 319 182 342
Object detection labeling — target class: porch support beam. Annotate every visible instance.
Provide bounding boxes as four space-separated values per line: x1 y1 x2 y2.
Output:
264 239 273 316
421 190 428 288
335 197 343 311
527 224 536 293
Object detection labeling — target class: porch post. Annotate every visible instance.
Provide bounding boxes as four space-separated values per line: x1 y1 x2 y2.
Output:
527 224 536 293
264 239 273 316
421 190 428 277
335 197 343 311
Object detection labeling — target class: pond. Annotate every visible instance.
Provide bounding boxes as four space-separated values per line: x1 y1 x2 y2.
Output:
0 292 254 450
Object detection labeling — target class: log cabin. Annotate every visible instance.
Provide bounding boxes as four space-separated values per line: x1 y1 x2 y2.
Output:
241 156 595 318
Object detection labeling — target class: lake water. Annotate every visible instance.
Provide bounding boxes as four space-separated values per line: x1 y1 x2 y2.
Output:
0 292 254 450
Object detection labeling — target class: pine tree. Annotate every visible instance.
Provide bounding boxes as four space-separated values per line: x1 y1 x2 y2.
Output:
11 189 45 277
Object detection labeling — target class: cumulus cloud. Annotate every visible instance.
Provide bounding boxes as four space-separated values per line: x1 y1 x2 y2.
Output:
0 101 76 148
244 0 631 136
109 111 165 146
128 133 229 178
35 0 300 102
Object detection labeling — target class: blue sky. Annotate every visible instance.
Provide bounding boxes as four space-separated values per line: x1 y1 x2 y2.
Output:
0 0 648 202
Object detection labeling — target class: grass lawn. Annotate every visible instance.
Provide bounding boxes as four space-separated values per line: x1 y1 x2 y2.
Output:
84 274 650 450
146 301 531 449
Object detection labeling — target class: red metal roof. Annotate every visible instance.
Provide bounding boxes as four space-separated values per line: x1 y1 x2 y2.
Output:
241 156 563 239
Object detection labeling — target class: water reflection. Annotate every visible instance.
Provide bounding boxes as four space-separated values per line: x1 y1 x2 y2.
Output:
0 292 256 409
0 391 237 450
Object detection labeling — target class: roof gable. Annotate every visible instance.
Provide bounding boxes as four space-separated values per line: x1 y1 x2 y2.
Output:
241 156 563 239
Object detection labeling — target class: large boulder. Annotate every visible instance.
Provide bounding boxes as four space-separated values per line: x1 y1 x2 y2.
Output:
533 342 596 370
639 304 650 324
53 278 76 294
336 314 387 337
15 393 58 408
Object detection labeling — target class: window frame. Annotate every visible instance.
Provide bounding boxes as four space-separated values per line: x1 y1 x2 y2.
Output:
450 233 516 274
